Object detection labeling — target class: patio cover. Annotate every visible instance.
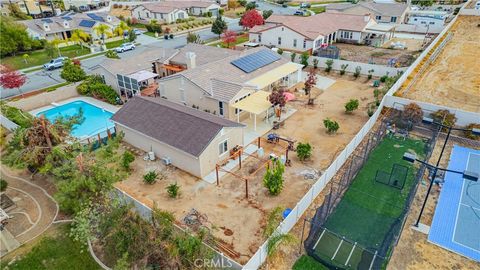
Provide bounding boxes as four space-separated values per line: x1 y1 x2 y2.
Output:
365 24 396 35
246 62 303 89
128 70 158 82
231 90 271 115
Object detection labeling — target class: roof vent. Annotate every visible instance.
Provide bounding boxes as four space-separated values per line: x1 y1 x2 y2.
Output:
185 52 196 69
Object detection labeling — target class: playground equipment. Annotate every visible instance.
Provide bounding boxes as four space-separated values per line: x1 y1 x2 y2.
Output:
267 133 296 166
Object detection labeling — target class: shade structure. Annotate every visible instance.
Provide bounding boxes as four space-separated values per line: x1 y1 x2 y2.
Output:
231 90 272 131
246 62 303 89
128 70 158 82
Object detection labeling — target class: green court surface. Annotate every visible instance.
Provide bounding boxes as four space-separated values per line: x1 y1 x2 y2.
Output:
313 136 426 269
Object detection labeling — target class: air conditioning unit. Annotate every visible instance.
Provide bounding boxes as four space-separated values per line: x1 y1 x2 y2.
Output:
162 156 172 165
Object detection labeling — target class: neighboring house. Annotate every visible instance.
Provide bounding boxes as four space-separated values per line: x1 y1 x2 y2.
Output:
156 47 303 126
111 96 245 178
250 12 393 52
20 12 120 40
63 0 109 11
1 0 49 18
406 10 448 31
327 1 409 23
132 3 188 24
92 44 240 97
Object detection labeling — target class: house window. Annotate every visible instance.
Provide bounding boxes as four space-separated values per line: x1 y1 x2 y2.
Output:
303 40 306 49
391 17 397 23
258 34 261 42
375 15 381 20
219 140 228 155
414 18 418 21
218 101 224 116
293 39 297 47
146 12 150 18
429 21 435 24
180 88 186 102
421 21 426 24
278 37 281 45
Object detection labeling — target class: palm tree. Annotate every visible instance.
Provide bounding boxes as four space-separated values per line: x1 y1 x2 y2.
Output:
49 38 64 57
94 23 111 44
71 29 90 49
114 21 129 37
263 207 297 268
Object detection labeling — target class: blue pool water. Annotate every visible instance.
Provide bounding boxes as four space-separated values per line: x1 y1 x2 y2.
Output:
36 100 114 138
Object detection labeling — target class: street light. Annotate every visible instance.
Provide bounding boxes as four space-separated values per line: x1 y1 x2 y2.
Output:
404 119 480 227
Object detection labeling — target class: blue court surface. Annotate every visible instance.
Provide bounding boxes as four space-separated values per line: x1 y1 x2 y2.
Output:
429 145 480 262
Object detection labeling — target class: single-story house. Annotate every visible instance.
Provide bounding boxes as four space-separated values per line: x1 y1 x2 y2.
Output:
111 96 245 178
406 10 448 30
156 47 303 130
170 0 221 16
91 44 240 98
249 12 394 52
20 12 120 41
132 3 188 24
63 0 109 11
327 1 409 23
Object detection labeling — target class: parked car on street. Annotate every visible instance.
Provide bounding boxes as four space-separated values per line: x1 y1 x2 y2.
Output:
300 2 311 8
43 57 68 70
294 10 306 16
133 29 144 35
115 43 135 53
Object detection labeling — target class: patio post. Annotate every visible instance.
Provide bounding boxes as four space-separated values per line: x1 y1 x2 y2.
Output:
216 165 219 186
254 114 257 131
237 111 240 123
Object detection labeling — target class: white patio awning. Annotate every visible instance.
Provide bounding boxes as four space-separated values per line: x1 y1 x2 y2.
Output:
128 70 158 82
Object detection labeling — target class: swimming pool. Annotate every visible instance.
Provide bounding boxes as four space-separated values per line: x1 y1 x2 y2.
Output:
36 100 114 138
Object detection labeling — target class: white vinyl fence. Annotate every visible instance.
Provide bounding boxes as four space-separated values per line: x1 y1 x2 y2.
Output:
282 52 407 77
242 8 477 270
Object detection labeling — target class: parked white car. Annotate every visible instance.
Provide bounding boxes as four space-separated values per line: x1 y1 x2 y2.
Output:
43 57 68 70
115 43 135 53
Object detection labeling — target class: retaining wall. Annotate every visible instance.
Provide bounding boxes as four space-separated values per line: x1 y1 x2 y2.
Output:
8 83 79 112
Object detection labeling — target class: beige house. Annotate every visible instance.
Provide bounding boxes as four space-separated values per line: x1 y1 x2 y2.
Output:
327 1 409 24
111 97 245 178
132 3 189 23
1 0 48 18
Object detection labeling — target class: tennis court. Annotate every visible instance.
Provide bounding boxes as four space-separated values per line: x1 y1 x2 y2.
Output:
429 145 480 262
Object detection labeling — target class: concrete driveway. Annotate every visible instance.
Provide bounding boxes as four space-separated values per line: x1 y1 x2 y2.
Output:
255 0 297 15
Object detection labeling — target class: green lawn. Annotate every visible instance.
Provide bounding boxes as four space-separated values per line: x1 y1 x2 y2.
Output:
323 136 426 248
144 31 157 38
293 255 329 270
209 35 249 48
1 44 90 70
309 6 326 14
105 39 127 49
0 224 101 270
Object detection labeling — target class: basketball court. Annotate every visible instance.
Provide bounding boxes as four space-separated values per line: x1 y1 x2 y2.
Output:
429 145 480 262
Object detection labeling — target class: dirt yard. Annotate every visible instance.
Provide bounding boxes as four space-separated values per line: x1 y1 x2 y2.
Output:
115 73 376 265
388 137 480 270
335 43 420 67
402 16 480 113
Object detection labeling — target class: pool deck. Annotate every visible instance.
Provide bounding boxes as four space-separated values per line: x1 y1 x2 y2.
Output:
29 96 119 116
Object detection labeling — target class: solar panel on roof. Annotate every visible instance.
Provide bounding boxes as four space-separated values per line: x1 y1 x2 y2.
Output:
62 16 72 20
41 18 53 23
79 20 96 28
86 13 104 22
231 50 281 73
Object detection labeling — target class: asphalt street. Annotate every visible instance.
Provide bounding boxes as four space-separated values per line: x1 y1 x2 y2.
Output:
0 18 242 99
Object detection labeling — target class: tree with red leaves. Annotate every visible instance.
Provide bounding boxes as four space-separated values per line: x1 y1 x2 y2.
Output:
0 66 27 97
221 30 237 48
304 69 317 104
269 86 287 120
240 9 264 29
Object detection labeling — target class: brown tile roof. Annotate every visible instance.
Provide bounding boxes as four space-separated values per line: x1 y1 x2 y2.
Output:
251 12 375 40
138 3 178 14
140 0 217 13
327 2 409 17
170 43 241 67
111 97 244 157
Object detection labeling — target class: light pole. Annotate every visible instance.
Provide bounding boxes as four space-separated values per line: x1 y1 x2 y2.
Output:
405 117 480 227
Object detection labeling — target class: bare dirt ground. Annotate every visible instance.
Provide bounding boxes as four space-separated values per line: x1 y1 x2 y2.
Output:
109 7 132 18
115 73 376 265
402 16 480 113
335 43 420 67
388 137 480 270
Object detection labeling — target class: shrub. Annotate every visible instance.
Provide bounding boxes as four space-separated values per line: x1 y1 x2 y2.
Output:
380 74 389 82
403 103 423 123
146 23 162 33
367 69 374 80
166 183 180 198
0 103 33 128
77 75 119 104
325 59 333 72
431 109 457 131
300 52 309 67
121 151 135 171
60 59 86 82
0 179 7 192
290 52 296 62
340 64 348 75
143 171 158 184
277 48 283 55
464 123 480 140
169 34 174 39
323 118 339 133
313 58 319 69
296 143 312 161
353 66 361 78
105 50 119 59
263 159 285 196
345 99 359 113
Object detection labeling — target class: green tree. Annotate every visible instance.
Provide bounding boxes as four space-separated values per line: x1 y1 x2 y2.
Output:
290 52 296 62
128 30 137 42
323 118 339 134
60 59 86 82
121 151 135 171
49 38 64 57
300 52 309 67
412 0 434 6
186 32 201 43
143 170 158 184
94 23 111 44
245 2 256 10
114 21 130 37
263 159 285 196
166 183 180 198
263 10 273 19
45 43 55 58
0 179 7 192
296 142 312 161
0 16 43 57
211 15 227 37
345 99 359 113
238 0 247 6
71 29 90 49
325 59 333 72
